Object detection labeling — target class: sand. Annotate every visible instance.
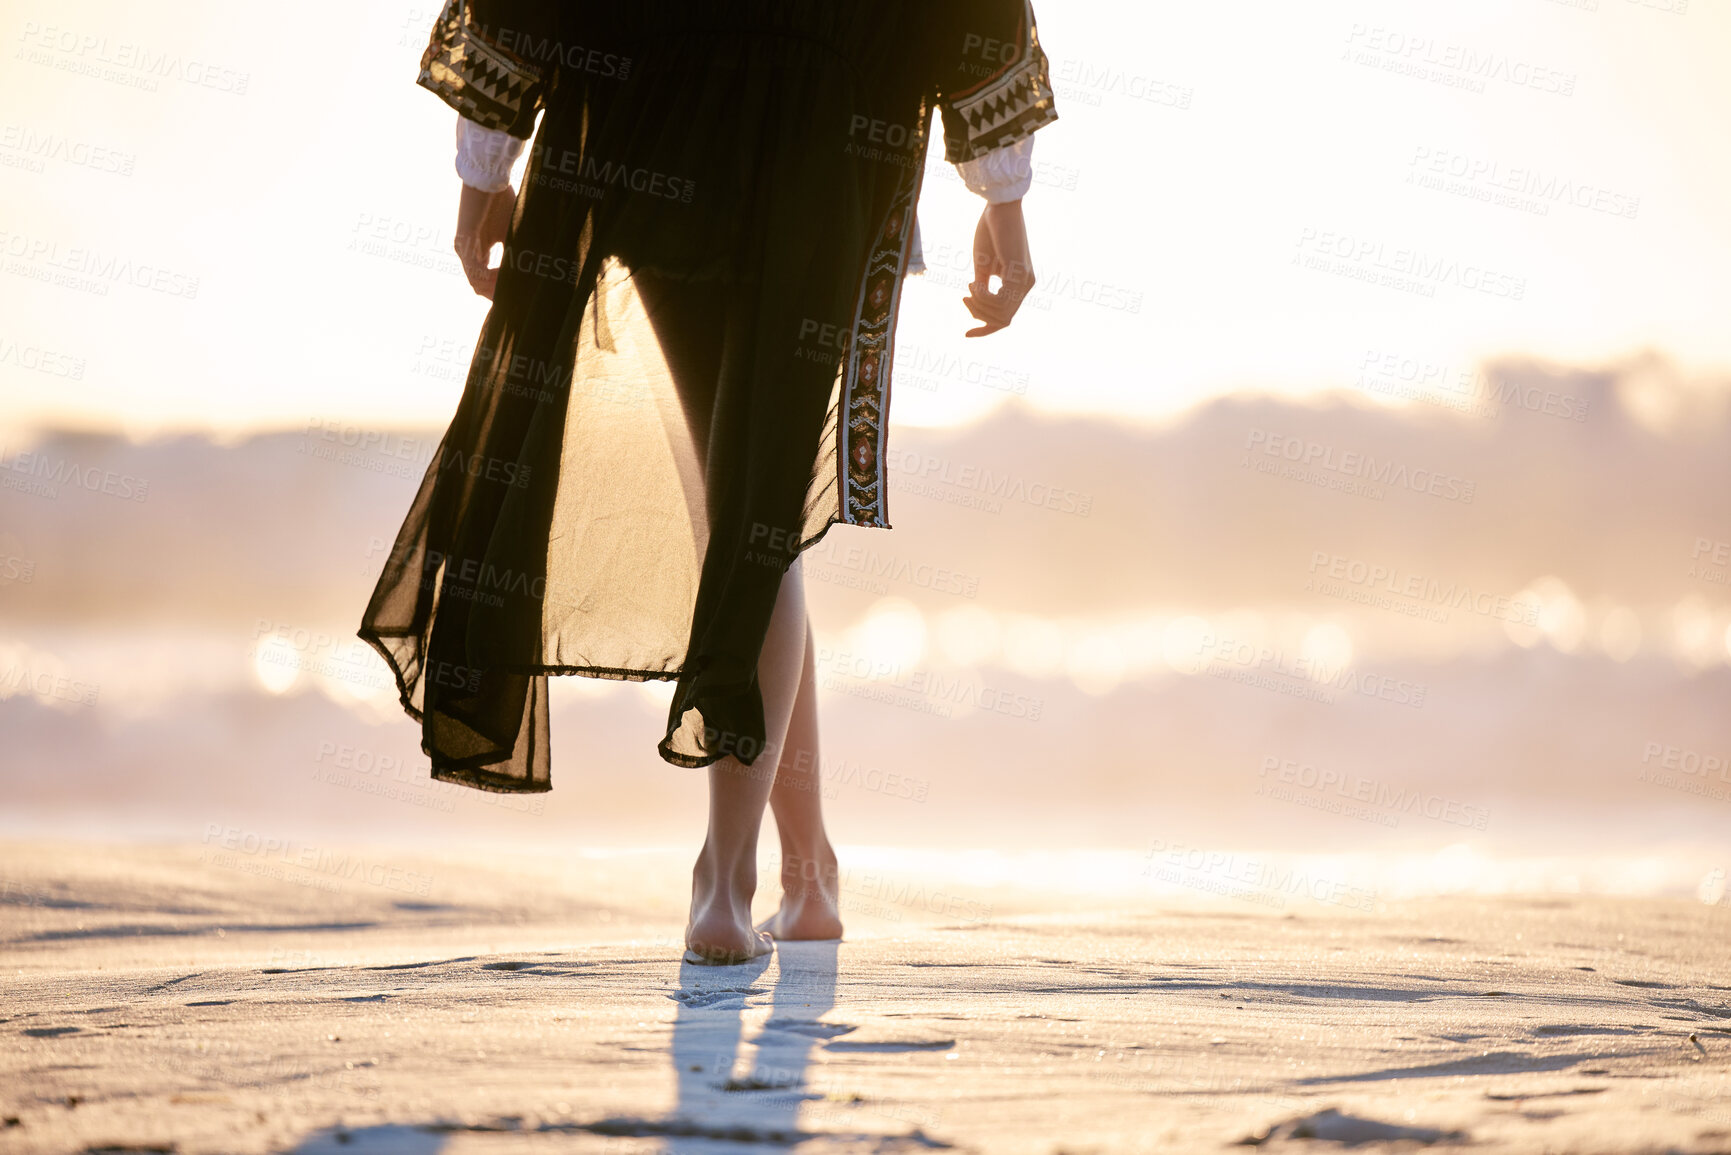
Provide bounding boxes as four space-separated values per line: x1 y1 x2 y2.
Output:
3 841 1730 1154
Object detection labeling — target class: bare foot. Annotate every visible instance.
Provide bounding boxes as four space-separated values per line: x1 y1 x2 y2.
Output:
686 851 774 965
758 847 844 941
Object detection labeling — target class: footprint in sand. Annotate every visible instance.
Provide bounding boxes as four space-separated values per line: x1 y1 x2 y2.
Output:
825 1038 955 1053
1241 1107 1468 1147
480 960 589 976
669 988 758 1008
760 1017 857 1039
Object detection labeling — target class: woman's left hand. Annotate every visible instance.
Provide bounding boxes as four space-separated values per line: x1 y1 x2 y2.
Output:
454 183 516 300
962 199 1035 337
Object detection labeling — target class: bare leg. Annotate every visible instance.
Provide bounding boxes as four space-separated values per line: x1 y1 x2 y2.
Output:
685 557 810 963
758 627 843 940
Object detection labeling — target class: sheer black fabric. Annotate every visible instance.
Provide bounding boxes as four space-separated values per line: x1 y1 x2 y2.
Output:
359 0 1057 792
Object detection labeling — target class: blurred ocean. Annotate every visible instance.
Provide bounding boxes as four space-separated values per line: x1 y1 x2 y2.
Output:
3 355 1728 896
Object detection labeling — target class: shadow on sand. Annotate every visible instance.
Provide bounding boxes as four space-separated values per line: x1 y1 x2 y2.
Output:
284 942 885 1153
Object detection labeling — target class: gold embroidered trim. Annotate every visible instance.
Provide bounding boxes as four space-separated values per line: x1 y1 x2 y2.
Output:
417 0 545 138
838 102 932 529
942 1 1059 164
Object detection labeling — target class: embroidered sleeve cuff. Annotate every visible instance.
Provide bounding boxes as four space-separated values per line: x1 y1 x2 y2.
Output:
939 6 1059 165
417 0 545 138
956 135 1034 204
455 113 525 192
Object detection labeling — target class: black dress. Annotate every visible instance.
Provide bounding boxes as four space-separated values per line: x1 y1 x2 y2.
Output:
358 0 1058 792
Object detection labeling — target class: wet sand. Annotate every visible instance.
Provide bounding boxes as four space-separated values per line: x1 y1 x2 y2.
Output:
3 841 1729 1153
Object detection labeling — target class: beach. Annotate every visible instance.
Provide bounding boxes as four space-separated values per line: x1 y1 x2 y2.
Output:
4 841 1729 1154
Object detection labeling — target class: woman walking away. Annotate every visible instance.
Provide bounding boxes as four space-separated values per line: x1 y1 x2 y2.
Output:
359 0 1058 963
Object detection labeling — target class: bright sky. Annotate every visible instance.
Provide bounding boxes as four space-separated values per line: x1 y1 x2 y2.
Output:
1 0 1727 437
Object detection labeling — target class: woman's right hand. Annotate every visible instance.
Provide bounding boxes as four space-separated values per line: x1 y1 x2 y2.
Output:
454 183 516 299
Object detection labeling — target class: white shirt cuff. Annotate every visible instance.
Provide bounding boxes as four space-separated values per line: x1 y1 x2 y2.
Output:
955 135 1034 204
454 115 1028 200
454 114 525 192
